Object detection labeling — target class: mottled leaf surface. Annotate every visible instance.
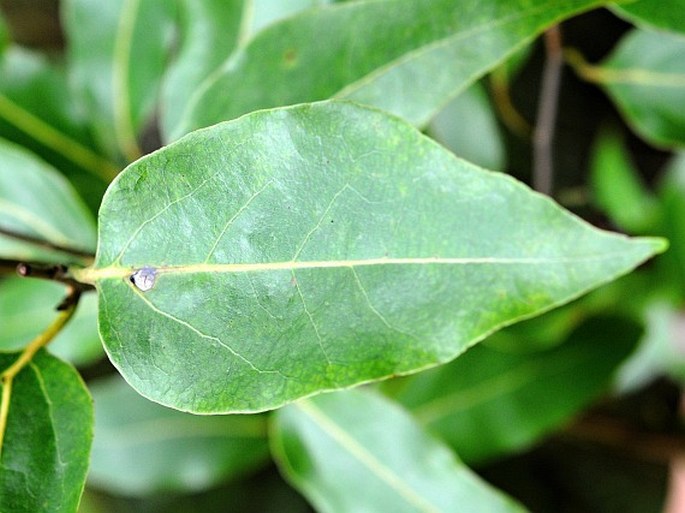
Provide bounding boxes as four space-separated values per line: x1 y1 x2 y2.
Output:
79 101 663 414
0 351 93 513
272 389 527 513
88 375 270 496
175 0 606 138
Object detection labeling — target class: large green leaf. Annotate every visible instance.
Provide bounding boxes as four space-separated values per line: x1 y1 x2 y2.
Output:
0 279 101 366
62 0 176 161
0 350 93 513
594 28 685 149
272 389 527 513
88 375 270 496
0 138 96 263
74 101 664 414
173 0 606 139
386 315 641 463
611 0 685 35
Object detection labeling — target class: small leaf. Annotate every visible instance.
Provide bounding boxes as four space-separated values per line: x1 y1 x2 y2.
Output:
595 28 685 149
386 315 642 463
0 138 96 262
175 0 607 138
88 375 270 496
0 279 101 366
271 389 528 513
590 129 659 233
78 101 665 414
611 0 685 35
0 350 93 512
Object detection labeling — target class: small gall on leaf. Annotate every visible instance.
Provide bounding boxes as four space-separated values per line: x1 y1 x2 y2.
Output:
130 267 157 292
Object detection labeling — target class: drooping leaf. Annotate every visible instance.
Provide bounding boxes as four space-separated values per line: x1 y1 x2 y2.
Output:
427 82 505 170
0 137 96 262
386 315 641 464
62 0 176 161
74 101 665 414
0 278 101 366
594 28 685 149
590 129 659 233
611 0 685 35
272 389 528 513
174 0 607 139
0 350 93 512
88 375 270 496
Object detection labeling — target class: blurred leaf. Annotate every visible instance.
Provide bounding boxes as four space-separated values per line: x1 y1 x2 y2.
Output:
0 350 93 512
656 152 685 300
384 316 641 464
62 0 176 161
0 11 8 53
0 137 96 262
428 82 505 170
590 128 659 233
175 0 607 139
594 28 685 148
272 389 528 513
160 0 244 140
611 0 685 35
0 278 101 366
247 0 339 38
88 375 270 496
75 101 665 414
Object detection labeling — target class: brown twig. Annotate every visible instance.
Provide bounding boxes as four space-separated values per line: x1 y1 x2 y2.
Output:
533 25 564 196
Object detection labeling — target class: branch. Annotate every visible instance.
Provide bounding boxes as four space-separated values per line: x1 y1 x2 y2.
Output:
0 225 95 259
533 25 563 196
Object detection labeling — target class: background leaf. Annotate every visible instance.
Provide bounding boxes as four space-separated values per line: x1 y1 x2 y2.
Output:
81 101 664 414
0 278 101 366
385 315 642 464
611 0 685 35
0 137 96 262
174 0 607 138
594 28 685 148
0 350 93 513
88 375 270 496
271 389 528 513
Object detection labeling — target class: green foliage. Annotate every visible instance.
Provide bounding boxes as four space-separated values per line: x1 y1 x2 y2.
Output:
0 1 681 512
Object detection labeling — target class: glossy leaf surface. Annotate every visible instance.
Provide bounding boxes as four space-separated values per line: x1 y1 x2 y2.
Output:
0 350 93 512
175 0 606 138
80 101 663 414
88 375 270 496
0 138 96 262
597 28 685 148
387 316 641 463
272 389 527 513
0 279 101 366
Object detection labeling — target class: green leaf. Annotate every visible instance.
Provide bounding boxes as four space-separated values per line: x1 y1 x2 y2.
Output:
160 0 245 140
0 12 8 54
0 279 101 366
427 82 505 170
611 0 685 35
386 315 641 464
0 350 93 513
77 101 664 414
656 152 685 300
0 137 96 262
62 0 176 161
590 128 659 233
174 0 607 139
594 28 685 148
271 389 527 513
88 375 270 496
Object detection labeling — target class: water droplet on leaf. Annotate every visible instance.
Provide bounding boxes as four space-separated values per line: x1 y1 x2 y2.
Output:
130 267 157 291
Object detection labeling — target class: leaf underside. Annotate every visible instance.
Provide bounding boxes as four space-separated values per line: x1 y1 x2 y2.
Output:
89 101 663 413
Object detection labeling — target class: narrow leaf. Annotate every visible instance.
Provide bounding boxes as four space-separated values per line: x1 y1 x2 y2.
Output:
0 350 93 513
77 101 664 414
387 315 642 463
0 138 96 262
175 0 607 138
595 28 685 148
88 375 270 496
272 389 527 513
